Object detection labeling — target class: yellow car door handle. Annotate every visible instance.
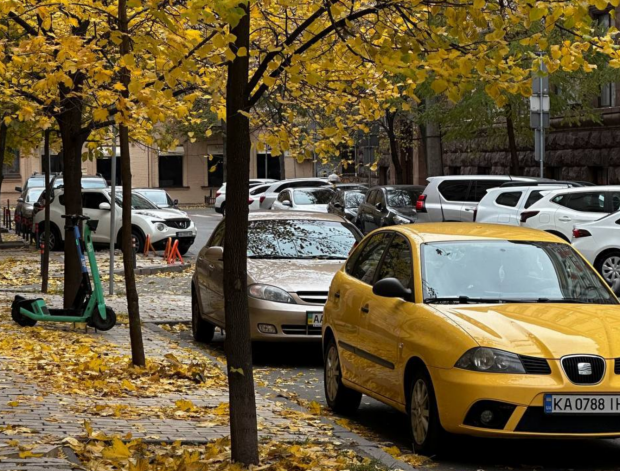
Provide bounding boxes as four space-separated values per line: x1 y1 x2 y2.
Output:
361 305 369 314
334 291 341 299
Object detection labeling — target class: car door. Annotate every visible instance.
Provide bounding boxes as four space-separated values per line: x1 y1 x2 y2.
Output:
361 233 413 402
372 189 388 229
554 191 608 240
197 221 225 327
357 190 377 233
336 232 392 384
81 192 113 243
437 180 470 221
462 180 506 221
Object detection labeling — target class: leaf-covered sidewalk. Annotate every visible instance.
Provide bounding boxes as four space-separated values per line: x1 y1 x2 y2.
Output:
0 306 391 470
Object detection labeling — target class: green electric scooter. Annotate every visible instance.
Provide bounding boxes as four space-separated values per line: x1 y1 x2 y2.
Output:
11 214 116 331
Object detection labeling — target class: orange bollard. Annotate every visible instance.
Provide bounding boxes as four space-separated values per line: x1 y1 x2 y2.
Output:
143 234 156 256
163 237 172 259
167 239 184 265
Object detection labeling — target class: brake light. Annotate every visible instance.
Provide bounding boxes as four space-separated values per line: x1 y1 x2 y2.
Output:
216 192 221 197
260 196 266 204
520 211 539 223
416 194 427 212
248 198 254 205
573 228 591 238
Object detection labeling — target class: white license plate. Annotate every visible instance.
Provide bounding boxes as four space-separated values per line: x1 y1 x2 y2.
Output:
177 231 193 237
544 394 620 414
307 312 323 328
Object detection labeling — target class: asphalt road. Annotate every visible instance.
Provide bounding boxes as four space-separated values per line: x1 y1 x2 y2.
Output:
177 208 620 471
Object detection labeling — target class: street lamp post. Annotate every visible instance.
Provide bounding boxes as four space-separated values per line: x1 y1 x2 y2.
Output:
530 57 550 178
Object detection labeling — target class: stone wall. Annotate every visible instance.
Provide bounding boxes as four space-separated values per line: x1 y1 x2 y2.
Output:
442 107 620 184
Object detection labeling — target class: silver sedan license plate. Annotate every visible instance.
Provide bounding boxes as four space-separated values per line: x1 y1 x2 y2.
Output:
544 394 620 414
177 231 193 237
307 312 323 328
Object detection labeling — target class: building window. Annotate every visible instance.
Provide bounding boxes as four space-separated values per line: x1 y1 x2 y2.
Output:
257 153 281 180
600 83 616 108
96 157 122 185
340 148 356 175
588 166 608 185
3 149 20 178
158 154 183 188
549 167 562 180
208 154 224 188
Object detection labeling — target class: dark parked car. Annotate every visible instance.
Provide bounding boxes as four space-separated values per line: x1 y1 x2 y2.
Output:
355 185 425 234
327 188 367 222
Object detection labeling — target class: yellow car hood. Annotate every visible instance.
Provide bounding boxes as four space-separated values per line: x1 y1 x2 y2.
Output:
435 303 620 359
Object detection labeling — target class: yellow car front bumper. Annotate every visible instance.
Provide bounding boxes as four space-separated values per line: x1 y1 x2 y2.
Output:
431 360 620 438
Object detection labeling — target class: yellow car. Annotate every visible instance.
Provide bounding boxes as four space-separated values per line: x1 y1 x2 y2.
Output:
322 223 620 454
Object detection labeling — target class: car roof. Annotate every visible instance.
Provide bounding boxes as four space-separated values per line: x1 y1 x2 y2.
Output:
291 186 334 191
541 185 620 196
369 185 426 191
426 175 546 182
485 184 569 194
393 222 565 244
247 211 347 222
134 188 165 192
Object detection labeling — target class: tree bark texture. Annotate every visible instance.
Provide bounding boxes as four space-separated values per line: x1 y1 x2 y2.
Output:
223 1 259 465
119 0 146 367
505 105 521 175
0 122 7 243
57 108 85 308
386 111 404 184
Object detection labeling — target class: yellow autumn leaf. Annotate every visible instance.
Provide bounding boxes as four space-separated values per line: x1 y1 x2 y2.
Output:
101 437 131 459
431 79 449 94
237 47 248 56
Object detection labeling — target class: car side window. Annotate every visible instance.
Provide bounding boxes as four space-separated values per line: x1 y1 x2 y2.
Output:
349 232 392 284
468 180 505 202
366 190 377 205
495 191 522 208
563 192 607 213
82 192 109 209
612 192 620 212
376 235 413 290
525 190 544 208
376 190 386 206
209 222 225 247
438 180 470 201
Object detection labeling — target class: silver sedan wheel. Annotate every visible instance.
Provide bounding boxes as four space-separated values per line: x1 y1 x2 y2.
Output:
325 346 340 402
602 256 620 293
410 379 430 446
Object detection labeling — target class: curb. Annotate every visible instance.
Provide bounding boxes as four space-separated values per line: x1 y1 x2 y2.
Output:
0 241 27 249
114 262 192 276
144 322 418 471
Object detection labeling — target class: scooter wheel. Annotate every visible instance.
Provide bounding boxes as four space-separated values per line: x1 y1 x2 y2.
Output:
11 304 37 327
89 306 117 331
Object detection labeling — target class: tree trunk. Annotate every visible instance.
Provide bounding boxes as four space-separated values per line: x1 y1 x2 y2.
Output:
119 0 146 367
224 1 259 465
0 122 7 243
279 154 285 180
505 105 521 175
385 111 403 185
42 130 51 293
57 110 85 308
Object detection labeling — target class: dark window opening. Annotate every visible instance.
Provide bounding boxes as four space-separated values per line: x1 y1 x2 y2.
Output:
257 153 281 180
159 154 183 188
208 154 224 188
4 149 20 177
96 157 122 185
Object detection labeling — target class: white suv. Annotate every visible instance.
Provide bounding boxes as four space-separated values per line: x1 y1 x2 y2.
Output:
259 178 330 209
34 188 197 254
521 186 620 241
415 175 542 222
215 179 277 215
476 184 573 226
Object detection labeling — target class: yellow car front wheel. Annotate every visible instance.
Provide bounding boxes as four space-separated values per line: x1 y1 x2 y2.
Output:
408 369 445 456
324 339 362 415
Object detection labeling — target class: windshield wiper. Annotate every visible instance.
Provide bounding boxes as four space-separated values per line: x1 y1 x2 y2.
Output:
534 297 607 304
247 255 292 259
297 255 347 260
424 296 505 304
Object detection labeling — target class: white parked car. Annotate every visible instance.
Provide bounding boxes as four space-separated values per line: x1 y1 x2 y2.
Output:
476 184 572 226
248 183 273 211
215 179 277 215
259 178 330 209
415 175 543 222
572 212 620 294
271 187 335 213
34 188 197 254
520 186 620 242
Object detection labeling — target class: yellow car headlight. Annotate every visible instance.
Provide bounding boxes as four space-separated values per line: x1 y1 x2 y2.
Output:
456 347 526 374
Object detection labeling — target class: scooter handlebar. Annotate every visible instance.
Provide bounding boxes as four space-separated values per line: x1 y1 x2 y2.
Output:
61 214 90 221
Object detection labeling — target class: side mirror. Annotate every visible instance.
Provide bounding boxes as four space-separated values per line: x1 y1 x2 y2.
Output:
333 202 343 209
17 198 24 203
99 202 111 210
205 246 223 261
375 202 383 211
173 199 179 206
373 278 411 300
15 186 22 192
33 202 42 209
282 201 292 207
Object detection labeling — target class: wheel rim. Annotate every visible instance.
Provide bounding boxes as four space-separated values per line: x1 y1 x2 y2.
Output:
325 345 340 402
48 232 55 250
410 379 430 446
602 256 620 292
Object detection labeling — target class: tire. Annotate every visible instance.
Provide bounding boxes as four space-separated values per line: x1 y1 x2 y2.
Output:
408 368 445 456
131 229 145 254
89 306 117 331
595 250 620 294
41 224 63 252
221 203 226 217
324 338 362 414
192 291 215 343
11 302 37 327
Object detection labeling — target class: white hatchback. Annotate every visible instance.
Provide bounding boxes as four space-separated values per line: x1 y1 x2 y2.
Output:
215 179 277 215
476 184 571 226
520 186 620 242
271 187 335 213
